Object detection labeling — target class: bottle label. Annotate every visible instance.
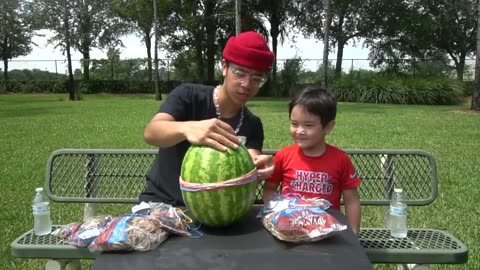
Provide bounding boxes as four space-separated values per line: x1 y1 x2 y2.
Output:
33 202 50 214
390 206 406 216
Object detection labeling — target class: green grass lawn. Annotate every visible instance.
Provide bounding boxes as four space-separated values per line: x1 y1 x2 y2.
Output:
1 94 479 270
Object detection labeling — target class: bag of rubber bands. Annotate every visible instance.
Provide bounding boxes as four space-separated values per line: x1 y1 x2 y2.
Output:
262 194 347 243
53 215 113 247
89 214 169 252
90 203 201 252
149 203 201 237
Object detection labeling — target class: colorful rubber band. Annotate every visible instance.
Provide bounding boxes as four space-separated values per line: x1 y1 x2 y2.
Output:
179 169 257 192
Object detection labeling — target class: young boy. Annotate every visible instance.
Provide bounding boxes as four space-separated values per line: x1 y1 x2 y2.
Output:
263 86 361 235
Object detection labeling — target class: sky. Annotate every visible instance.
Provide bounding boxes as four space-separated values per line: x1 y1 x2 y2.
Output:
10 30 371 74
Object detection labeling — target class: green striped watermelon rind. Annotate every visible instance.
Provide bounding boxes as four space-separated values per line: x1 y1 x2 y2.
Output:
180 144 257 227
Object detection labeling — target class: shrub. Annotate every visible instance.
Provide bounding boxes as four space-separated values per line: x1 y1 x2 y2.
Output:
331 75 463 105
0 80 182 95
0 80 68 93
463 81 474 96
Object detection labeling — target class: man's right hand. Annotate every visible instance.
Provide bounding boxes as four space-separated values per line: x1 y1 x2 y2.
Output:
182 118 241 151
144 113 241 151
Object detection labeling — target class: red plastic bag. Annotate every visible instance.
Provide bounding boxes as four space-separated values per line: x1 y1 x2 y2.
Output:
262 193 346 243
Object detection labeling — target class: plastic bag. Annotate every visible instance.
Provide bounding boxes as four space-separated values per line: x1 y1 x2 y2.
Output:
259 193 332 218
56 216 112 247
90 214 168 252
53 221 83 239
149 203 193 237
262 194 345 243
263 206 347 243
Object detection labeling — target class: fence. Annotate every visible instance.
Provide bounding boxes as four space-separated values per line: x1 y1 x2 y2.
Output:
3 58 476 82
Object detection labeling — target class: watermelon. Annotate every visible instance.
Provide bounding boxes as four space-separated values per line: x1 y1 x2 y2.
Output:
180 144 257 227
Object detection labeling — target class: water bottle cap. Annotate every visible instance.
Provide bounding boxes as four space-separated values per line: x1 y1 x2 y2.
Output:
394 188 403 193
35 187 44 192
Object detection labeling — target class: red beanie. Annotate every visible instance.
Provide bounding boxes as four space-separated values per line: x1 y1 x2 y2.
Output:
222 31 275 72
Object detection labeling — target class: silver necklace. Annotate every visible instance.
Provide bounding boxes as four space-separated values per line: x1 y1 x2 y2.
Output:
213 86 244 134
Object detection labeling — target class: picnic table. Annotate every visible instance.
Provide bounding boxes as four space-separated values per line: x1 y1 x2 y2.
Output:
91 206 373 270
10 148 468 270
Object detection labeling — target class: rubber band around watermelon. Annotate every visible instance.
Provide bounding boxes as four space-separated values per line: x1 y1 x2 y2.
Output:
179 168 257 192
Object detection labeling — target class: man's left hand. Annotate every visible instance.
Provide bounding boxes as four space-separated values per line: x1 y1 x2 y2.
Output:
253 154 274 181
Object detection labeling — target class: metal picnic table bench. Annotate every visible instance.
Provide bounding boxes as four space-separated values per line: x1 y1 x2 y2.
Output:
10 148 468 270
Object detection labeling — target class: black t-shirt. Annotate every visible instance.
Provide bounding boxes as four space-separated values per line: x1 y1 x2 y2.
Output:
139 83 264 206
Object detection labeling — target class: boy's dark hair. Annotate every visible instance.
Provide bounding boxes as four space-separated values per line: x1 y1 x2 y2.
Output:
288 86 337 127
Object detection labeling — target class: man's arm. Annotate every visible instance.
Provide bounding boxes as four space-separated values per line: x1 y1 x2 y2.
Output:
342 188 361 235
144 112 240 151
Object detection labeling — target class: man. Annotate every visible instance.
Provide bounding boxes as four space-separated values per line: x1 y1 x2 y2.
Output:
139 31 275 206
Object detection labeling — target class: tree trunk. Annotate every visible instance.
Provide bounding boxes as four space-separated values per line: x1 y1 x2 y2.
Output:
335 40 345 80
472 0 480 110
80 5 91 81
2 57 8 92
144 30 153 82
235 0 241 35
153 0 161 100
195 31 204 82
270 12 279 84
456 56 465 81
321 0 332 89
82 51 90 81
2 35 8 92
2 35 7 81
66 39 76 100
64 0 77 101
110 59 114 80
205 0 216 83
334 15 345 80
196 47 204 82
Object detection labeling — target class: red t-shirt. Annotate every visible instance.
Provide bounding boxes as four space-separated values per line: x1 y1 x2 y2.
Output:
266 144 360 210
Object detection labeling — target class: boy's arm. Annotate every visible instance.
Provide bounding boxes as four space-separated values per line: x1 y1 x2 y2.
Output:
262 181 279 204
342 188 361 235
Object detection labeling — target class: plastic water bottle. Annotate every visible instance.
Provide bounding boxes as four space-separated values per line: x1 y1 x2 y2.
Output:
32 187 52 236
390 188 407 238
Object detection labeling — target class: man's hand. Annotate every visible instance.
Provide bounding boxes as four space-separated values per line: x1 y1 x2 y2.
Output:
253 154 274 181
183 119 241 151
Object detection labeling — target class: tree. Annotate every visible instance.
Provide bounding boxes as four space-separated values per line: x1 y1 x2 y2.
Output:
165 0 266 83
423 0 476 81
251 0 292 84
73 0 127 81
39 0 78 100
106 47 120 79
153 0 162 100
112 0 172 82
321 0 332 88
165 0 222 83
473 0 480 110
89 57 148 80
0 0 37 91
113 0 153 82
170 50 198 81
279 57 303 97
366 0 477 81
292 0 372 80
